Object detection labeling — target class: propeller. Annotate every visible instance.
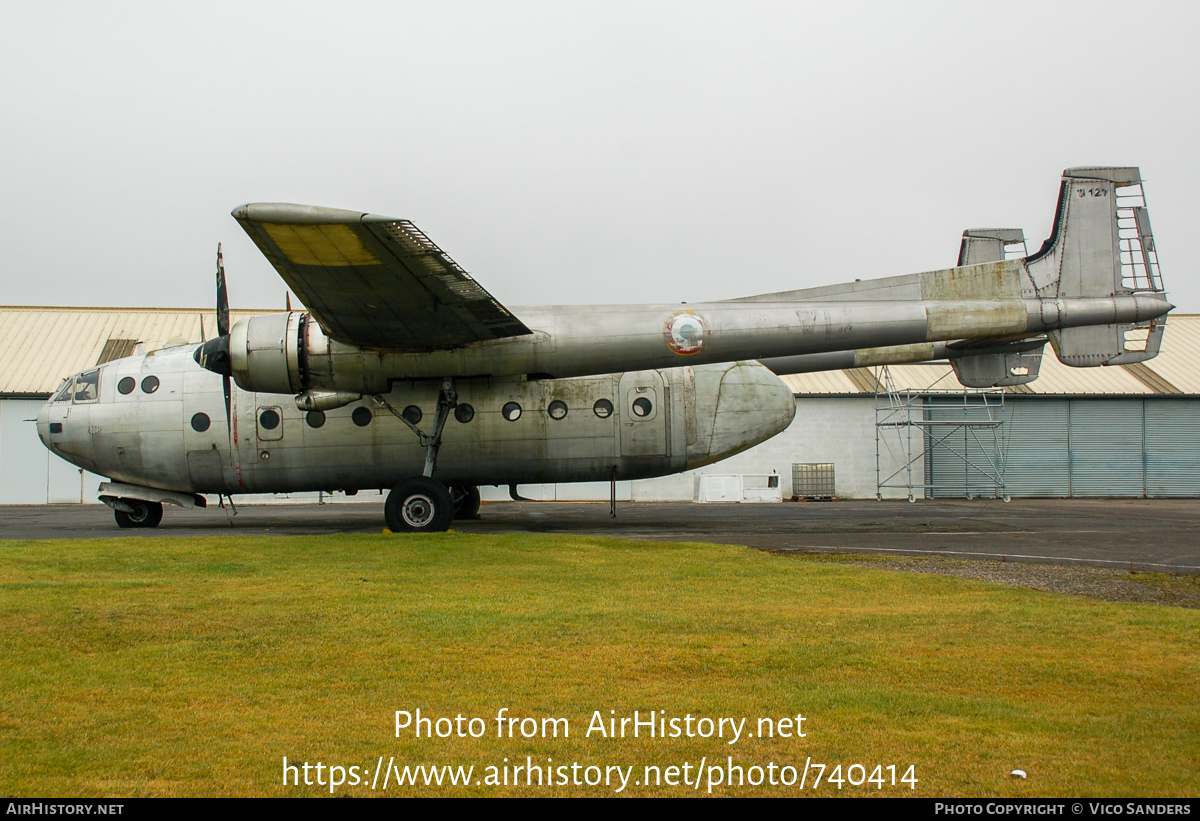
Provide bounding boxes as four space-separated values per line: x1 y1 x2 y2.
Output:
194 244 234 444
216 243 229 338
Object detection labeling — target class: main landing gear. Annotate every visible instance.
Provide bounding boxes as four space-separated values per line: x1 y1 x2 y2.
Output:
385 477 455 532
376 379 477 533
449 483 481 520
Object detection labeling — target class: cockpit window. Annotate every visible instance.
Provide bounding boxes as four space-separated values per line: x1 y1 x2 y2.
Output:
71 370 100 403
51 379 73 403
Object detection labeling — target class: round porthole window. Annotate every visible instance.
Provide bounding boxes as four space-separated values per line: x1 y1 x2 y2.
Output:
402 405 422 425
593 398 613 419
455 404 475 423
352 407 373 427
502 402 522 421
632 397 653 417
118 377 135 395
141 375 160 394
259 408 280 430
548 400 568 420
190 412 210 432
306 410 326 428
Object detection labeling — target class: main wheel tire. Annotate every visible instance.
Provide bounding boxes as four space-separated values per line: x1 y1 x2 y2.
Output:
449 484 481 520
385 477 455 533
114 500 164 529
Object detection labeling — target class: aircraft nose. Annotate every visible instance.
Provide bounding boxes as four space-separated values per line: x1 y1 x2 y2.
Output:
35 402 50 448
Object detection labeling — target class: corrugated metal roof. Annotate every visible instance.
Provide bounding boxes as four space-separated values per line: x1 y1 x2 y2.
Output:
0 307 275 395
1 308 1197 397
778 369 861 395
1136 314 1200 394
1033 351 1153 395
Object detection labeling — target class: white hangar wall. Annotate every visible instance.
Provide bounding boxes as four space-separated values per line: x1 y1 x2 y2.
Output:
0 398 104 504
640 395 917 501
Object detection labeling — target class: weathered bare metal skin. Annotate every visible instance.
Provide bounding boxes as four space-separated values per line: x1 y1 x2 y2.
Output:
853 343 939 368
295 390 363 412
925 300 1027 340
223 289 1168 394
36 166 1174 521
38 347 795 496
215 166 1171 398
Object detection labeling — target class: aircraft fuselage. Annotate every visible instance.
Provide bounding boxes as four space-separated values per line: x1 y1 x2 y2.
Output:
38 344 796 497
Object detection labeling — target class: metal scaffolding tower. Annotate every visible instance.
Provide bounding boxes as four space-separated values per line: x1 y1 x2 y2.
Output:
874 365 1010 502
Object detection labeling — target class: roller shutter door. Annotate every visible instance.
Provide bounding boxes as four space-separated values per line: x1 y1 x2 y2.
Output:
926 397 1200 498
1068 401 1145 497
1145 399 1200 497
999 400 1070 497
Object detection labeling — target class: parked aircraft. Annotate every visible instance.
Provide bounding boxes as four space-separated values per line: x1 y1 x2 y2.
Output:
38 167 1171 531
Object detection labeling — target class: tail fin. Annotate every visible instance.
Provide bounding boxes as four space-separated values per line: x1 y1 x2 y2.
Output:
949 228 1045 387
1026 167 1169 366
957 228 1027 267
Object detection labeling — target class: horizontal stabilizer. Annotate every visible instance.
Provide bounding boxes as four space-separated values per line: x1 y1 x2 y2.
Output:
949 338 1045 388
1050 321 1166 366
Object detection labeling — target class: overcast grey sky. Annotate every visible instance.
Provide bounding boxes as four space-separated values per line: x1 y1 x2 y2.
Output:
2 1 1197 312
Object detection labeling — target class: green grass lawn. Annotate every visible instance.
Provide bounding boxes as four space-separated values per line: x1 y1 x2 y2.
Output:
1 533 1196 797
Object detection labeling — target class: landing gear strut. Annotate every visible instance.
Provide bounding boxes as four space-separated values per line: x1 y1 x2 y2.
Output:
375 380 461 533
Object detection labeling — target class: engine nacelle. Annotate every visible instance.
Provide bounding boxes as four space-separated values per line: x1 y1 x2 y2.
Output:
229 312 305 394
222 312 388 396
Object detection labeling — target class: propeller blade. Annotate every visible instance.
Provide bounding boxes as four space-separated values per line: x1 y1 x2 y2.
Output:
211 243 233 448
216 243 229 338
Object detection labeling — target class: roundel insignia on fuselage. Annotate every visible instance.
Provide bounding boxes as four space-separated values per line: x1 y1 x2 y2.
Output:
665 312 707 355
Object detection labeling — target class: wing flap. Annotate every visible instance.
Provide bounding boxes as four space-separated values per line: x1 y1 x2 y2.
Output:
234 203 531 350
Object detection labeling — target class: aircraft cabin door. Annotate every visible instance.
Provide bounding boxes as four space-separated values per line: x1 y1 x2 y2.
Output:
618 370 668 457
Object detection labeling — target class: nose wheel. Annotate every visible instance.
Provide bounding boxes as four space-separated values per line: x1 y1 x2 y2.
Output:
114 500 164 529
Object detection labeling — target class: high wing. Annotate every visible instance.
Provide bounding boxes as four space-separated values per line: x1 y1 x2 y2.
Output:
233 203 532 350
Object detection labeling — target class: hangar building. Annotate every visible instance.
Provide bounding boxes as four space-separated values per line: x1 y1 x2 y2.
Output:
2 306 1198 506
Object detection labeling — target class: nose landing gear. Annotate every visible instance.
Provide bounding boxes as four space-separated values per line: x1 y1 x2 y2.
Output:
113 499 164 529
